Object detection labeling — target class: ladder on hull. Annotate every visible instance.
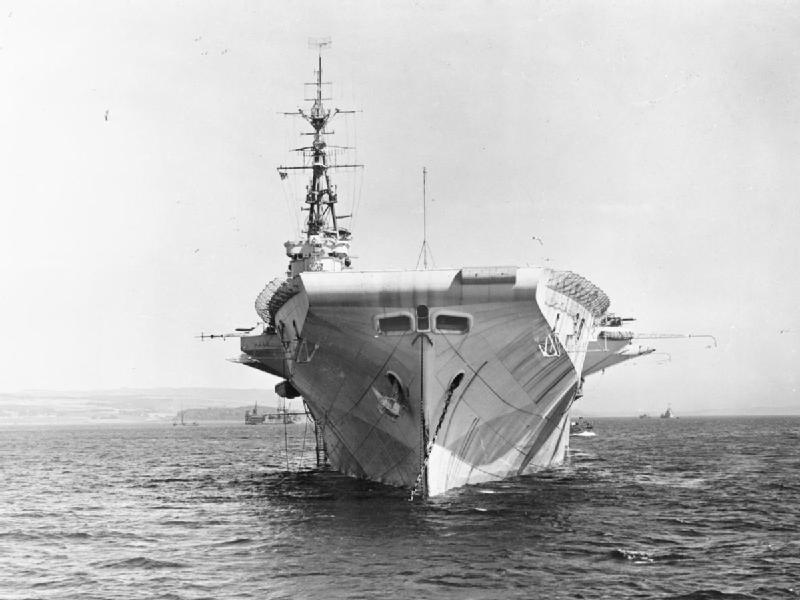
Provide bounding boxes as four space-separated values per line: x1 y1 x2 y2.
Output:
304 401 329 467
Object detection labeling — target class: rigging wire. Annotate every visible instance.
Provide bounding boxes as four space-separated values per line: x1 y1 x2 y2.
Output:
279 175 301 239
299 411 309 470
344 80 357 230
282 400 290 471
348 111 365 236
280 357 291 472
279 115 302 237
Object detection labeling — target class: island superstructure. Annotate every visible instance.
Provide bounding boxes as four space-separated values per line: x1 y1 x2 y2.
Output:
230 43 653 497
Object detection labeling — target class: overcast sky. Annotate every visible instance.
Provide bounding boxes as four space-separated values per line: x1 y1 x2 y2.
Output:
1 1 798 415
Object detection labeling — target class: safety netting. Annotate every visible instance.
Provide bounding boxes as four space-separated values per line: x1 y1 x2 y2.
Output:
546 270 611 318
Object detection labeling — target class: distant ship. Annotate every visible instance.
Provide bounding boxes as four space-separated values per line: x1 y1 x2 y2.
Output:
245 401 266 425
570 417 596 437
173 409 198 427
245 400 300 425
223 42 655 497
660 406 675 419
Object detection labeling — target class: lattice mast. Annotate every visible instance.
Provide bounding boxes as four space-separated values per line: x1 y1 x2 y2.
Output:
415 167 435 270
278 38 361 278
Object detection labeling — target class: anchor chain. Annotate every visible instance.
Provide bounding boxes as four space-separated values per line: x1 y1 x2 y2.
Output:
409 375 462 501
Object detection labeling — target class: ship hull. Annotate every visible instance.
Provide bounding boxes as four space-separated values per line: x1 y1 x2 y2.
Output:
238 53 624 497
241 267 608 496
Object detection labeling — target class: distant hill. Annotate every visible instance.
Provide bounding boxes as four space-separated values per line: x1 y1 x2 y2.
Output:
0 388 304 425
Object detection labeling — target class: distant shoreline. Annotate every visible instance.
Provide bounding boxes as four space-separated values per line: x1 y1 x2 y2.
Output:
0 419 312 427
2 414 798 428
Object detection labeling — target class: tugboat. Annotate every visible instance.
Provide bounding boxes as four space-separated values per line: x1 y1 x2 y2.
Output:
219 40 655 497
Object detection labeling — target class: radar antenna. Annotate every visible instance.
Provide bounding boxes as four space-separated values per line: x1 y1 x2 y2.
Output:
308 36 332 52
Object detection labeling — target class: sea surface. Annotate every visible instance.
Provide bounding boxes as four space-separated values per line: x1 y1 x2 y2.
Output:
1 416 799 600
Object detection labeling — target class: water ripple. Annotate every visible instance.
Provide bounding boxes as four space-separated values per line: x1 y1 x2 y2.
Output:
1 417 799 599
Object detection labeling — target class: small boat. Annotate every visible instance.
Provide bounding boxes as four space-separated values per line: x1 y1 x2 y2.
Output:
570 417 596 437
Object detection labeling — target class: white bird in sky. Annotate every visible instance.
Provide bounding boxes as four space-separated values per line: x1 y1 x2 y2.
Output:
532 236 543 245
